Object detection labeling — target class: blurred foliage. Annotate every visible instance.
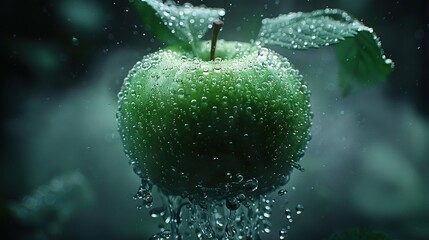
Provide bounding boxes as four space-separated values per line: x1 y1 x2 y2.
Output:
9 172 94 236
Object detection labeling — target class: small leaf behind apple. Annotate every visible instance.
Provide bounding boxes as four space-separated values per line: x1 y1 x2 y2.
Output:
140 0 225 45
257 9 394 94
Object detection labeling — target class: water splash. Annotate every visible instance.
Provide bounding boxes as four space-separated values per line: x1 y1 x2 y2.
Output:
135 181 284 240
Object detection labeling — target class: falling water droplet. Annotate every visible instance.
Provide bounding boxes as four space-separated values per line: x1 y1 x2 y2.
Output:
279 228 288 239
150 207 166 218
243 178 258 192
285 208 292 219
71 37 79 46
226 197 240 210
278 189 287 196
296 204 304 215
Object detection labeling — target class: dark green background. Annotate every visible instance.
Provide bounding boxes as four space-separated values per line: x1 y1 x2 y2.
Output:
1 0 428 239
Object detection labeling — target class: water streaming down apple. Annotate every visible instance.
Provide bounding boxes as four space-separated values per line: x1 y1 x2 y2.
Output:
144 191 279 240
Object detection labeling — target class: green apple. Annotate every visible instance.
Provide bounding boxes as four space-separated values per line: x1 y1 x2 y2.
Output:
117 40 311 200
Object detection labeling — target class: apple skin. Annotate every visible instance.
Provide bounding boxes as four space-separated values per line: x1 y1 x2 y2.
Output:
117 40 311 200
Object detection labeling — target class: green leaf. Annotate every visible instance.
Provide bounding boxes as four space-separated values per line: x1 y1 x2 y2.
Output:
139 0 225 44
336 30 394 94
257 9 360 49
257 9 394 93
131 0 183 45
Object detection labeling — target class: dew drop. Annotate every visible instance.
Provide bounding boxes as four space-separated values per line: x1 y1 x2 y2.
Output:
214 65 221 72
142 61 152 70
152 54 161 63
258 47 269 56
202 67 209 75
177 88 185 98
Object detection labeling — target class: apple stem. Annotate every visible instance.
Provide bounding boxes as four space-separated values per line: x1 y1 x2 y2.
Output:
210 19 224 61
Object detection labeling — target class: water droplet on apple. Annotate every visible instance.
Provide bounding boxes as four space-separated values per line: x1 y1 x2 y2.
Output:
202 65 209 75
142 61 152 70
258 48 269 57
177 88 185 98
